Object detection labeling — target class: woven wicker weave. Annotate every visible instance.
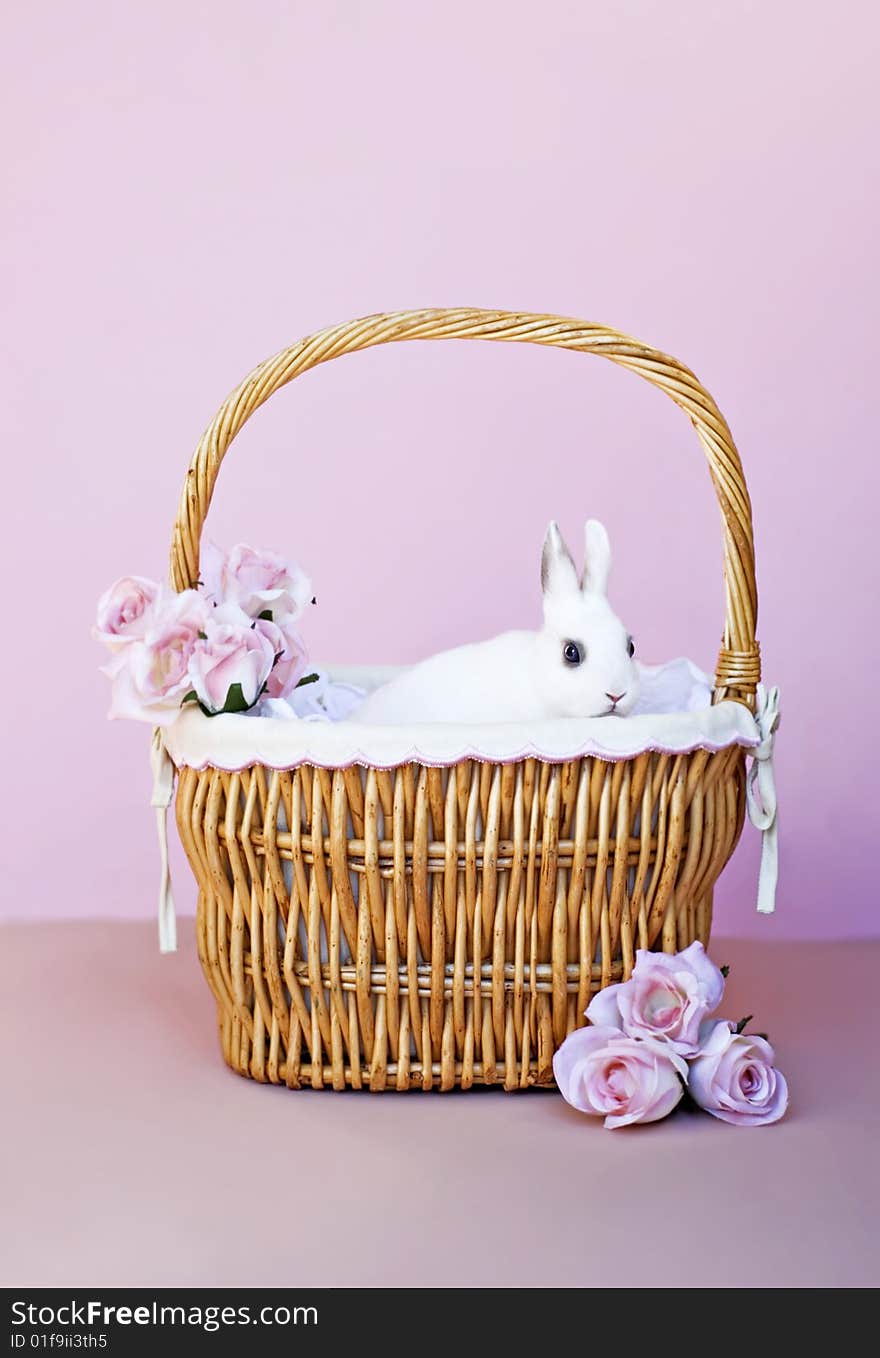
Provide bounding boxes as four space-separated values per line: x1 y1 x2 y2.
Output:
171 308 760 1091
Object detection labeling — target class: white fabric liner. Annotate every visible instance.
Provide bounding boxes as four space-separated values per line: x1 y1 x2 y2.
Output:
162 656 762 772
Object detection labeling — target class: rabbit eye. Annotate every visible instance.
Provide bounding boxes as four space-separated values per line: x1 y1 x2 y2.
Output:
563 641 583 666
626 635 635 658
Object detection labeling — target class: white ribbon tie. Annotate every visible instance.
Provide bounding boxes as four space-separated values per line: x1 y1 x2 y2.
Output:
746 683 781 915
150 728 178 953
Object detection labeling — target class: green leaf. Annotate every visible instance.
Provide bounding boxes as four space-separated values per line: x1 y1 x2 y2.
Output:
197 631 207 640
220 682 253 714
295 672 320 689
199 682 258 718
258 609 273 621
720 965 730 978
181 690 199 705
734 1015 753 1035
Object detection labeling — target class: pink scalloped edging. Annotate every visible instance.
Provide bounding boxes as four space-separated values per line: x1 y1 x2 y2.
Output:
167 731 759 773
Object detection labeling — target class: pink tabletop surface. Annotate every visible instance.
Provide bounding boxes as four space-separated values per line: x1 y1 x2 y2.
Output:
2 920 876 1289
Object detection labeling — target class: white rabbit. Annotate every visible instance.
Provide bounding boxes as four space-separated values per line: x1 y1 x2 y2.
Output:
353 520 640 724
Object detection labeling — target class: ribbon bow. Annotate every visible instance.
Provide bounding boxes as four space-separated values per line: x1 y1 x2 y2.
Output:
746 683 781 914
150 728 178 953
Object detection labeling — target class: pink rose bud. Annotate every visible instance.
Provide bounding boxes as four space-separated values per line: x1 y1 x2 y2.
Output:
201 541 312 622
94 575 160 651
257 615 310 699
688 1021 789 1127
187 602 278 714
108 589 208 725
586 940 725 1057
552 1025 688 1129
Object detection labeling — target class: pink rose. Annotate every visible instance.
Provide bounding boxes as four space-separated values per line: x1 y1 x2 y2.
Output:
187 602 277 714
108 589 208 725
94 575 160 650
586 941 725 1057
688 1021 789 1127
201 541 312 622
552 1025 687 1128
258 615 309 699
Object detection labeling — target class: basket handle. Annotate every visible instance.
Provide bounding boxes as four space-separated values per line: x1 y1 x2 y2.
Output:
170 308 760 704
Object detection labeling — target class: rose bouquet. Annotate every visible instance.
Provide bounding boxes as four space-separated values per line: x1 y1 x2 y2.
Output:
94 543 317 725
553 942 788 1128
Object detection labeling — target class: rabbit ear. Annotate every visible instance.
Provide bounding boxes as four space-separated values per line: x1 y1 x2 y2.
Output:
541 521 580 598
581 519 611 595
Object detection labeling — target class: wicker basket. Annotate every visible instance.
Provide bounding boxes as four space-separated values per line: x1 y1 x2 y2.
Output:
170 308 760 1091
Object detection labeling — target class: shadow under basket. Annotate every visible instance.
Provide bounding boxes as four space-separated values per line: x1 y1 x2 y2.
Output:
169 307 763 1092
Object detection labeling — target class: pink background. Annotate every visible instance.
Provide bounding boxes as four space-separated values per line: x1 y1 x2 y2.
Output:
3 2 876 937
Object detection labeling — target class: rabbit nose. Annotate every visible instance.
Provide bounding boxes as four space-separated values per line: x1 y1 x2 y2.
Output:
606 691 626 704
